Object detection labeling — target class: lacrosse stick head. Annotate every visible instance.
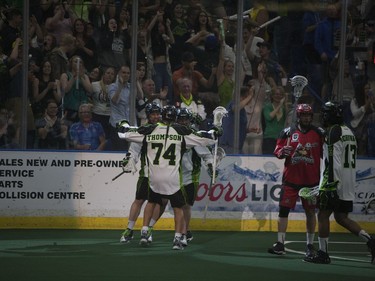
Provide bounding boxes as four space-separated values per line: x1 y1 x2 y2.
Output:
298 186 319 200
212 106 228 127
290 75 308 99
216 147 226 166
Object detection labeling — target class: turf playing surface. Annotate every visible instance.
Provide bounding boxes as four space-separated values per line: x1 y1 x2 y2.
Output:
0 230 374 281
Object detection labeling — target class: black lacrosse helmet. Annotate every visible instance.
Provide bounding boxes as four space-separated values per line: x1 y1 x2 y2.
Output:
177 107 192 121
321 101 343 127
162 105 177 122
145 102 162 116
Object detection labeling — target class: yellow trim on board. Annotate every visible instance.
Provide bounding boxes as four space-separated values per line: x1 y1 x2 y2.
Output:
1 217 374 233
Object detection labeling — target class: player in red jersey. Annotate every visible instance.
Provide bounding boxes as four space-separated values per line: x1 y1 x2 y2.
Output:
268 104 325 258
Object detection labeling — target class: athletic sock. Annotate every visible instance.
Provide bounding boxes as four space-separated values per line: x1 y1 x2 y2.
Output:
127 221 135 230
149 218 157 227
306 232 315 245
141 226 149 232
358 229 371 242
277 232 286 244
318 237 329 253
175 232 182 239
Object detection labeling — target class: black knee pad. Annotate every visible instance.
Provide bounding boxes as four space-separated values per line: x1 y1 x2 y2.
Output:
279 206 290 218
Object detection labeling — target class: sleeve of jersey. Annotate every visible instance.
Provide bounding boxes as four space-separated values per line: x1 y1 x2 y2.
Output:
128 142 142 164
185 133 216 148
273 128 290 159
194 146 214 165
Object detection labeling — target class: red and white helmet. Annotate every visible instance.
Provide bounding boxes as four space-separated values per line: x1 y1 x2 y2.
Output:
296 104 313 117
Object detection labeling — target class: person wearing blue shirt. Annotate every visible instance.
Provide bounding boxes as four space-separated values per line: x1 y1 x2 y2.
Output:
69 103 106 150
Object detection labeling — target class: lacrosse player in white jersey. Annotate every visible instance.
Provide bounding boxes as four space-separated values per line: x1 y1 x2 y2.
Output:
176 107 215 245
119 102 164 244
304 101 375 264
118 105 220 250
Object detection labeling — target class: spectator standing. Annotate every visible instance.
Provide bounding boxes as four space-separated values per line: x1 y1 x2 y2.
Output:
262 86 287 154
350 82 375 156
168 2 190 71
147 10 175 102
72 18 98 72
220 86 253 154
172 51 215 99
91 66 116 140
48 33 76 81
60 55 93 123
216 42 235 108
0 8 22 56
242 61 274 155
108 65 132 150
314 3 341 101
69 103 106 150
97 17 131 70
31 59 62 119
45 3 77 45
35 100 67 150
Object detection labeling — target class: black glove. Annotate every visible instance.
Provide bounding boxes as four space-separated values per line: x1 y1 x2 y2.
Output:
212 126 223 138
319 181 339 210
116 120 130 133
122 153 131 170
192 113 203 125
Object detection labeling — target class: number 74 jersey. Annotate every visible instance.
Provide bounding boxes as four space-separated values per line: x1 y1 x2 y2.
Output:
120 123 216 195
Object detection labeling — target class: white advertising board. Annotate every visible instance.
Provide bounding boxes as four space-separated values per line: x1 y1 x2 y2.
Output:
1 151 374 229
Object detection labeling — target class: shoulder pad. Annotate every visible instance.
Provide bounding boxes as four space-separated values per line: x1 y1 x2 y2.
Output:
172 123 193 135
137 124 157 135
311 126 326 137
326 125 342 145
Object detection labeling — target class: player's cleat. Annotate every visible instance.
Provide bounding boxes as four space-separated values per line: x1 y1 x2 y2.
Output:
305 243 315 258
268 242 286 255
186 231 193 242
303 250 331 264
367 238 375 264
139 229 150 245
147 227 153 243
120 228 133 243
180 234 188 247
172 236 184 250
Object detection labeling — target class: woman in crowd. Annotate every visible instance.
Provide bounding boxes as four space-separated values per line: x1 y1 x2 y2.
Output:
31 59 61 119
262 86 287 154
72 18 98 72
91 66 116 140
60 55 93 123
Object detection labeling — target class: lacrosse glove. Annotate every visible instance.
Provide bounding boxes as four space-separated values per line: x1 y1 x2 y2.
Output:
116 120 130 133
211 126 223 138
280 145 293 158
319 181 339 210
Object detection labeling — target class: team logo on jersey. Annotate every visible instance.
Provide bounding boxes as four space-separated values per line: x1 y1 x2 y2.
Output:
291 133 299 142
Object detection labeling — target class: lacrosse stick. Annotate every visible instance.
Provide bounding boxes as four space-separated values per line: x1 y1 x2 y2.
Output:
287 75 308 145
203 107 228 222
112 153 137 181
298 185 320 200
211 106 228 183
364 198 375 215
